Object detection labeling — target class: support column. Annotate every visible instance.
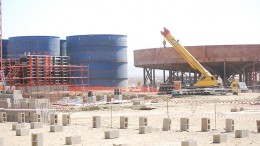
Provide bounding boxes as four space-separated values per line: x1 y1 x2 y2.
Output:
143 68 146 85
169 66 173 83
163 70 166 83
153 68 155 84
194 70 197 83
224 61 227 87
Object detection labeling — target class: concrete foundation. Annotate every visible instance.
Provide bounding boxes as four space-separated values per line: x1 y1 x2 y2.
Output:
139 126 152 134
31 133 43 146
65 136 81 145
257 120 260 133
16 128 29 136
162 118 171 131
31 122 43 129
139 117 148 127
0 112 7 123
213 133 227 143
32 113 41 122
201 118 210 132
180 118 189 131
235 130 249 138
17 113 25 123
50 125 63 132
231 108 239 112
93 116 101 128
50 113 58 125
62 114 71 126
226 119 234 132
120 116 128 129
181 139 197 146
12 123 25 131
104 129 119 139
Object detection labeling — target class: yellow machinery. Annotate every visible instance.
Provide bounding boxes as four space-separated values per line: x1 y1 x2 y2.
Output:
161 28 219 88
231 79 239 95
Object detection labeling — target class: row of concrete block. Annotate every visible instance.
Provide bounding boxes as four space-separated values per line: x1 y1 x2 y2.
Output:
92 116 260 133
12 122 64 133
2 112 260 133
0 112 70 126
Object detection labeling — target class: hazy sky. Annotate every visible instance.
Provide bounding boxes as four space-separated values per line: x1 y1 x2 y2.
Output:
3 0 260 77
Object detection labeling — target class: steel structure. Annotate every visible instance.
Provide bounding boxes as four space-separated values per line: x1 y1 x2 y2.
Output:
134 45 260 90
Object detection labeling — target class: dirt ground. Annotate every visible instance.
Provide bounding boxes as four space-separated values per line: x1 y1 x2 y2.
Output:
0 92 260 146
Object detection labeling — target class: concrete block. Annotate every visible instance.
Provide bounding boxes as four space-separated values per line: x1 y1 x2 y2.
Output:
88 96 96 103
31 133 43 146
114 95 122 100
257 120 260 133
17 113 25 123
235 130 249 138
0 112 7 123
101 95 107 102
50 125 63 132
31 122 43 129
213 133 227 143
16 128 29 136
231 108 239 112
133 100 144 105
162 118 171 131
65 135 81 145
12 123 25 131
180 118 189 131
32 113 41 122
0 137 3 146
139 126 152 134
50 113 58 125
62 114 71 126
225 119 234 132
120 116 128 129
139 117 148 126
181 139 197 146
240 107 245 111
93 116 101 128
201 118 210 132
104 129 119 139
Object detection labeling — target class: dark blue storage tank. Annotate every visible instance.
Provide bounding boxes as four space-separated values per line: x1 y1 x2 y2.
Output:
8 36 60 59
2 39 8 59
60 40 67 56
66 34 128 88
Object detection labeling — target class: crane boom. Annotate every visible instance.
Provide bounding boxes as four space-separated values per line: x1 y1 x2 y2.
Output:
161 27 218 87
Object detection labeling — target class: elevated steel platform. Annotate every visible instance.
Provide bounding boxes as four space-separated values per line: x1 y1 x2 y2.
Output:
134 44 260 88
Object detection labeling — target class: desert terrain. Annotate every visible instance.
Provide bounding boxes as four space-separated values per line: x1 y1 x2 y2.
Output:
0 92 260 146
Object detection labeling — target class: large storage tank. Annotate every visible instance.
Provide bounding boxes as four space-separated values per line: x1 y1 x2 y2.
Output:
60 40 67 56
66 34 128 88
8 36 60 59
2 39 8 59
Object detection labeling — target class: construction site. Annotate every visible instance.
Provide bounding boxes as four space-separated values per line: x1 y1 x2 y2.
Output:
0 1 260 146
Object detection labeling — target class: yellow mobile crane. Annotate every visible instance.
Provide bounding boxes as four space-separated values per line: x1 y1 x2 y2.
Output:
161 28 228 95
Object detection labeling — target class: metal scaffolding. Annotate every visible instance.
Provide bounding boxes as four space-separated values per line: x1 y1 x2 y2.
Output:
3 55 89 87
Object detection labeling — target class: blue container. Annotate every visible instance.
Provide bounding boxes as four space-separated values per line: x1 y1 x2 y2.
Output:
60 40 67 56
8 36 60 59
2 39 8 59
66 34 128 88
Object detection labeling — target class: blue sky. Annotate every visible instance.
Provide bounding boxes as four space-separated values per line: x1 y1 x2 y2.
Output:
3 0 260 77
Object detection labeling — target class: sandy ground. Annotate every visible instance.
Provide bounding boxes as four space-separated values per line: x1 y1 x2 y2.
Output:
0 93 260 146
